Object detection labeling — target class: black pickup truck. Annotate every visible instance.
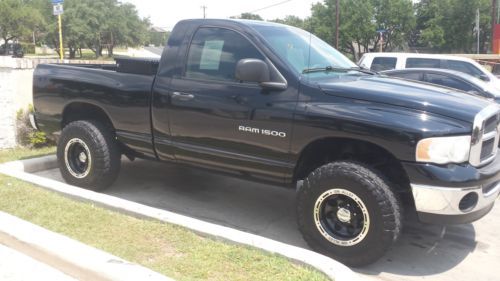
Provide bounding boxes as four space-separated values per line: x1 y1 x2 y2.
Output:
32 19 500 266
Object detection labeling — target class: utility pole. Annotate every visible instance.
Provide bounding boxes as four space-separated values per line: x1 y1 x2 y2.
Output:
201 5 207 19
492 0 497 52
379 32 384 52
51 0 64 60
476 9 480 54
335 0 339 49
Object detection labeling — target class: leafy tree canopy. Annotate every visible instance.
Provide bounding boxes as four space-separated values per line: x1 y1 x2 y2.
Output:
232 13 264 21
0 0 44 51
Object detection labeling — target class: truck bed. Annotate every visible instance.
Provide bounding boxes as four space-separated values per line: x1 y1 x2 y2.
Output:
33 57 158 157
65 56 160 76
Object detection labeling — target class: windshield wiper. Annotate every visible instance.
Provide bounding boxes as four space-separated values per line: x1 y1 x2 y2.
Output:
302 66 377 75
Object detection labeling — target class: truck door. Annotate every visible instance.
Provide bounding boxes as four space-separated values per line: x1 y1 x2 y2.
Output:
163 27 297 184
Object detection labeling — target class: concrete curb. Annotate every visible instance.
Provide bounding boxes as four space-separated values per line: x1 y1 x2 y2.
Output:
0 211 173 281
0 156 360 281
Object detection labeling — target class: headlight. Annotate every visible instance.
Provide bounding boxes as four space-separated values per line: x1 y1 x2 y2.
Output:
416 136 471 164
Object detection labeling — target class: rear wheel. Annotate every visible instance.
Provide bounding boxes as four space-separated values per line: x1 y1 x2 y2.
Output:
297 161 402 267
57 120 121 190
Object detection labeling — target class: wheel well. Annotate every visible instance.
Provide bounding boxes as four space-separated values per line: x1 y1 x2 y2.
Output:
294 138 413 206
61 103 140 159
62 103 114 131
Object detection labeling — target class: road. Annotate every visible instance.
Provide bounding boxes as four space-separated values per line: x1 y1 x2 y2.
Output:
35 159 500 281
144 46 163 56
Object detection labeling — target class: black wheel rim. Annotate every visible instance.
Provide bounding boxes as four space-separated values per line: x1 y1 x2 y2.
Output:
64 138 91 178
320 194 364 239
314 189 370 246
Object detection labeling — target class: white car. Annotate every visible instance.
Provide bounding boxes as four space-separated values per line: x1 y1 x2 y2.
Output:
358 53 500 90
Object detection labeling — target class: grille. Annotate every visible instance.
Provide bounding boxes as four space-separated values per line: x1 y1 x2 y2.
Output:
480 114 499 162
480 138 495 160
484 115 499 133
470 105 500 167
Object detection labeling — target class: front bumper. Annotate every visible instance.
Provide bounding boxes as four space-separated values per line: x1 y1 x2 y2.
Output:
404 154 500 225
411 183 499 224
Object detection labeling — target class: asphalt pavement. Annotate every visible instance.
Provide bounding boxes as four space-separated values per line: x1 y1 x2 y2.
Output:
144 46 163 56
35 159 500 281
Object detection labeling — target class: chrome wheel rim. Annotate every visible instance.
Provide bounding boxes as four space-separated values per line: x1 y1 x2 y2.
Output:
64 138 92 179
314 188 370 246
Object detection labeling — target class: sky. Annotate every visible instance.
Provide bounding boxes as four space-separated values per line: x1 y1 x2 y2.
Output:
121 0 322 30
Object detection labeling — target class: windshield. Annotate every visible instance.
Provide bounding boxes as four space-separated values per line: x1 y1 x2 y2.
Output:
251 24 357 74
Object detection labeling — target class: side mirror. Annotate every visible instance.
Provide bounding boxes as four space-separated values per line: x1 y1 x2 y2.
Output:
235 59 287 90
479 74 490 82
236 59 271 83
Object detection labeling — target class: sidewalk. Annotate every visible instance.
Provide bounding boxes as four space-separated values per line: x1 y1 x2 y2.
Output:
0 211 173 281
0 244 75 281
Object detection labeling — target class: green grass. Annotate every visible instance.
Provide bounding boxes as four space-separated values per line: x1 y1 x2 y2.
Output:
0 148 329 281
0 147 55 163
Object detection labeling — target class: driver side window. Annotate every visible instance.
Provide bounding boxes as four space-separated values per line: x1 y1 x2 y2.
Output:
185 27 265 82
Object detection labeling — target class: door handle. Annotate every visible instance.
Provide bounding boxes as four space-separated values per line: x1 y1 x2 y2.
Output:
171 92 195 101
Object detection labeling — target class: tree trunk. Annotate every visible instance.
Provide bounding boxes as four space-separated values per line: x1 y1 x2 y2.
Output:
1 37 8 54
356 40 362 58
108 32 114 57
69 47 76 59
52 39 61 57
107 45 114 57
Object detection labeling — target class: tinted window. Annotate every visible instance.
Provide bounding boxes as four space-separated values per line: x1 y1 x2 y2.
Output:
445 60 483 78
371 57 397 71
390 72 423 81
186 28 264 82
425 73 475 92
406 58 440 68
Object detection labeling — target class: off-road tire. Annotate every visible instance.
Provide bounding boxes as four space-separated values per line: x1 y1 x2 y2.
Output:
57 120 121 190
297 161 402 267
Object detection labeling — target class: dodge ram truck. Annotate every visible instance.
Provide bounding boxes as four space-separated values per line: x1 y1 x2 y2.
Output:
32 19 500 266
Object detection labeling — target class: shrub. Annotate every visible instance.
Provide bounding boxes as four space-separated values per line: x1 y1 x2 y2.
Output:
20 43 36 54
16 106 53 148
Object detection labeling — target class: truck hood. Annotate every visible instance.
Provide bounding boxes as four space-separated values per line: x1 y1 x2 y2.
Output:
317 75 492 122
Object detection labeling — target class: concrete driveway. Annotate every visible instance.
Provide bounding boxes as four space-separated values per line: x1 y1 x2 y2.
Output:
35 159 500 281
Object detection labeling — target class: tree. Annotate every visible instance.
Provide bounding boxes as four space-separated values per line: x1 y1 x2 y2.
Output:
42 0 148 58
147 28 170 47
372 0 415 51
42 0 100 58
271 15 306 29
102 2 149 57
308 0 376 60
0 0 43 52
25 0 52 45
232 13 263 20
305 0 415 60
415 0 491 53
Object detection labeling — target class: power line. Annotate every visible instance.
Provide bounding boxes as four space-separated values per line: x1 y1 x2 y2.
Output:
248 0 293 14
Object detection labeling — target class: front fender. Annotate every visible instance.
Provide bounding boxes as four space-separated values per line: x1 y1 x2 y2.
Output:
290 96 472 162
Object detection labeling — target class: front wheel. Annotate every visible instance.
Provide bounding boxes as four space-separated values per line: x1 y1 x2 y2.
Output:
57 120 121 190
297 161 402 267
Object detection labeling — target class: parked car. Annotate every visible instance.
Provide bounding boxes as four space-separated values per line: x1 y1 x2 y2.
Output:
32 19 500 266
0 43 24 58
358 52 500 90
382 68 500 102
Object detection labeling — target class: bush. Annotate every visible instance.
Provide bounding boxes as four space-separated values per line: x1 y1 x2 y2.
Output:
16 106 53 148
20 43 36 54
